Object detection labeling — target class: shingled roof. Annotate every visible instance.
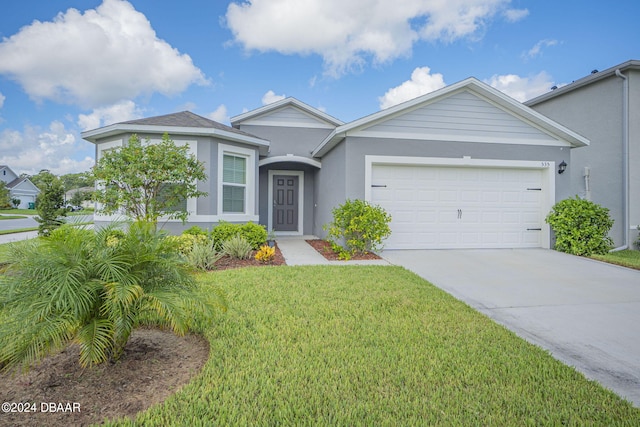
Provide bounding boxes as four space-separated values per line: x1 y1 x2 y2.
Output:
82 111 269 152
120 111 258 138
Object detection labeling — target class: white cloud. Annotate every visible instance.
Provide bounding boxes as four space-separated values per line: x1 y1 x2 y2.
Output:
262 90 286 105
226 0 516 76
0 92 5 108
522 39 558 60
207 105 230 124
0 0 207 108
485 71 555 102
503 8 529 22
378 66 446 109
77 100 143 131
0 121 94 175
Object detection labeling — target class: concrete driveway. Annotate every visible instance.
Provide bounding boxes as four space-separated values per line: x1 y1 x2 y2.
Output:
382 248 640 407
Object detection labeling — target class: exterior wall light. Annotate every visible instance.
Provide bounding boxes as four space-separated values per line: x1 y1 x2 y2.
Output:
558 161 567 174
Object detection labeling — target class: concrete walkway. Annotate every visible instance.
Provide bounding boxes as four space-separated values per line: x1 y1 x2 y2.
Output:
0 230 39 244
382 248 640 407
276 236 390 266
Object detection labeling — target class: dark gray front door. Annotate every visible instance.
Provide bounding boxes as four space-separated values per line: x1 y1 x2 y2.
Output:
273 175 299 232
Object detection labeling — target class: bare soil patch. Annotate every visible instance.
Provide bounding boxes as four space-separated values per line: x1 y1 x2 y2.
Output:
0 328 209 427
305 239 382 261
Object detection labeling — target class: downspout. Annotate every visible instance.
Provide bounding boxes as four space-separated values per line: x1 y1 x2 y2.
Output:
611 69 630 251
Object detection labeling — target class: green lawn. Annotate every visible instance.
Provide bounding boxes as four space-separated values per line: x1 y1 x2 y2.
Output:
0 215 26 220
592 249 640 270
0 209 37 215
104 266 639 426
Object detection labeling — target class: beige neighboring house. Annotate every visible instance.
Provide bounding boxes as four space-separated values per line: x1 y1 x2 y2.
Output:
65 186 94 209
0 165 40 209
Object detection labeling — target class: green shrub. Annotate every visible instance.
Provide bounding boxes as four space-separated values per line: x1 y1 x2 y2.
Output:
183 225 208 236
186 240 223 271
325 199 392 260
222 234 253 260
0 222 226 370
545 196 614 256
241 222 268 249
211 221 267 250
167 233 209 255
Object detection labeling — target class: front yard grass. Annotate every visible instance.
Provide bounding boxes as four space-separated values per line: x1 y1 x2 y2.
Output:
106 266 639 426
592 249 640 270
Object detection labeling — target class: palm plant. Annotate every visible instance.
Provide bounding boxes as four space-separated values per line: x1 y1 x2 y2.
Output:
0 222 225 371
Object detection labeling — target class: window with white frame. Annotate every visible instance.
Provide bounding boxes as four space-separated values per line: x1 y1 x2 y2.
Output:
222 154 246 213
217 143 256 218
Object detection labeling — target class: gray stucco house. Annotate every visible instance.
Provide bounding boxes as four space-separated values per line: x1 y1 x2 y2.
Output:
526 60 639 249
83 77 591 249
0 165 40 209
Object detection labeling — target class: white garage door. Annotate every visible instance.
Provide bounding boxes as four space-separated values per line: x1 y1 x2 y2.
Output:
371 164 546 249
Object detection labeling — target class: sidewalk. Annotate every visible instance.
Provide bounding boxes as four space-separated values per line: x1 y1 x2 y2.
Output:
0 230 39 244
276 236 389 266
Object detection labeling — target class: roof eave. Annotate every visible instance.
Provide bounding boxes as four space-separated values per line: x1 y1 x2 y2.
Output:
525 59 640 106
81 124 270 149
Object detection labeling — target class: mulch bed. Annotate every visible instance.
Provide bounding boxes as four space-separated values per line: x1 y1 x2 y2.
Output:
0 328 209 427
213 243 286 270
305 239 382 261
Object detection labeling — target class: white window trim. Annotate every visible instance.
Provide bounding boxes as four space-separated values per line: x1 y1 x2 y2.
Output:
267 170 304 236
364 155 556 249
217 143 256 221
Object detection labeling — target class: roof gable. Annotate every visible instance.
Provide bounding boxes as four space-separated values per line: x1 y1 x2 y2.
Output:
0 165 19 184
313 77 589 157
8 177 40 193
231 98 343 129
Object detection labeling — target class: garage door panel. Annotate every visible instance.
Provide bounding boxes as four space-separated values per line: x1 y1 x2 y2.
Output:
372 164 545 249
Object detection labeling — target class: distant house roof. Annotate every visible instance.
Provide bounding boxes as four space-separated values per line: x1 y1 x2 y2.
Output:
525 59 640 106
82 111 269 150
6 177 28 189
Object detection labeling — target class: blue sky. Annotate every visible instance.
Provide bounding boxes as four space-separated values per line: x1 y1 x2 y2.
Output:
0 0 638 175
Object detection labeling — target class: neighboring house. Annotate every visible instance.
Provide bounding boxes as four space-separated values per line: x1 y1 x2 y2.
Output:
526 59 640 249
0 165 40 209
83 77 589 250
64 186 95 209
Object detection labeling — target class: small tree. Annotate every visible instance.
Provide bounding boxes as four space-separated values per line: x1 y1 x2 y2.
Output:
546 196 614 256
69 190 85 207
93 133 207 227
11 198 21 209
0 223 226 370
0 181 11 209
34 171 66 236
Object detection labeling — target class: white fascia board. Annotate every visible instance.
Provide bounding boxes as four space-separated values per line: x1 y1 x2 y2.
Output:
82 124 270 149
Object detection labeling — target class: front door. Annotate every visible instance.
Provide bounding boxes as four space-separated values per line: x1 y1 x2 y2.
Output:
273 175 299 232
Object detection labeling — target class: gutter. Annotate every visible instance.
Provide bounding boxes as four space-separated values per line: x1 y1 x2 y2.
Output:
611 69 630 251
